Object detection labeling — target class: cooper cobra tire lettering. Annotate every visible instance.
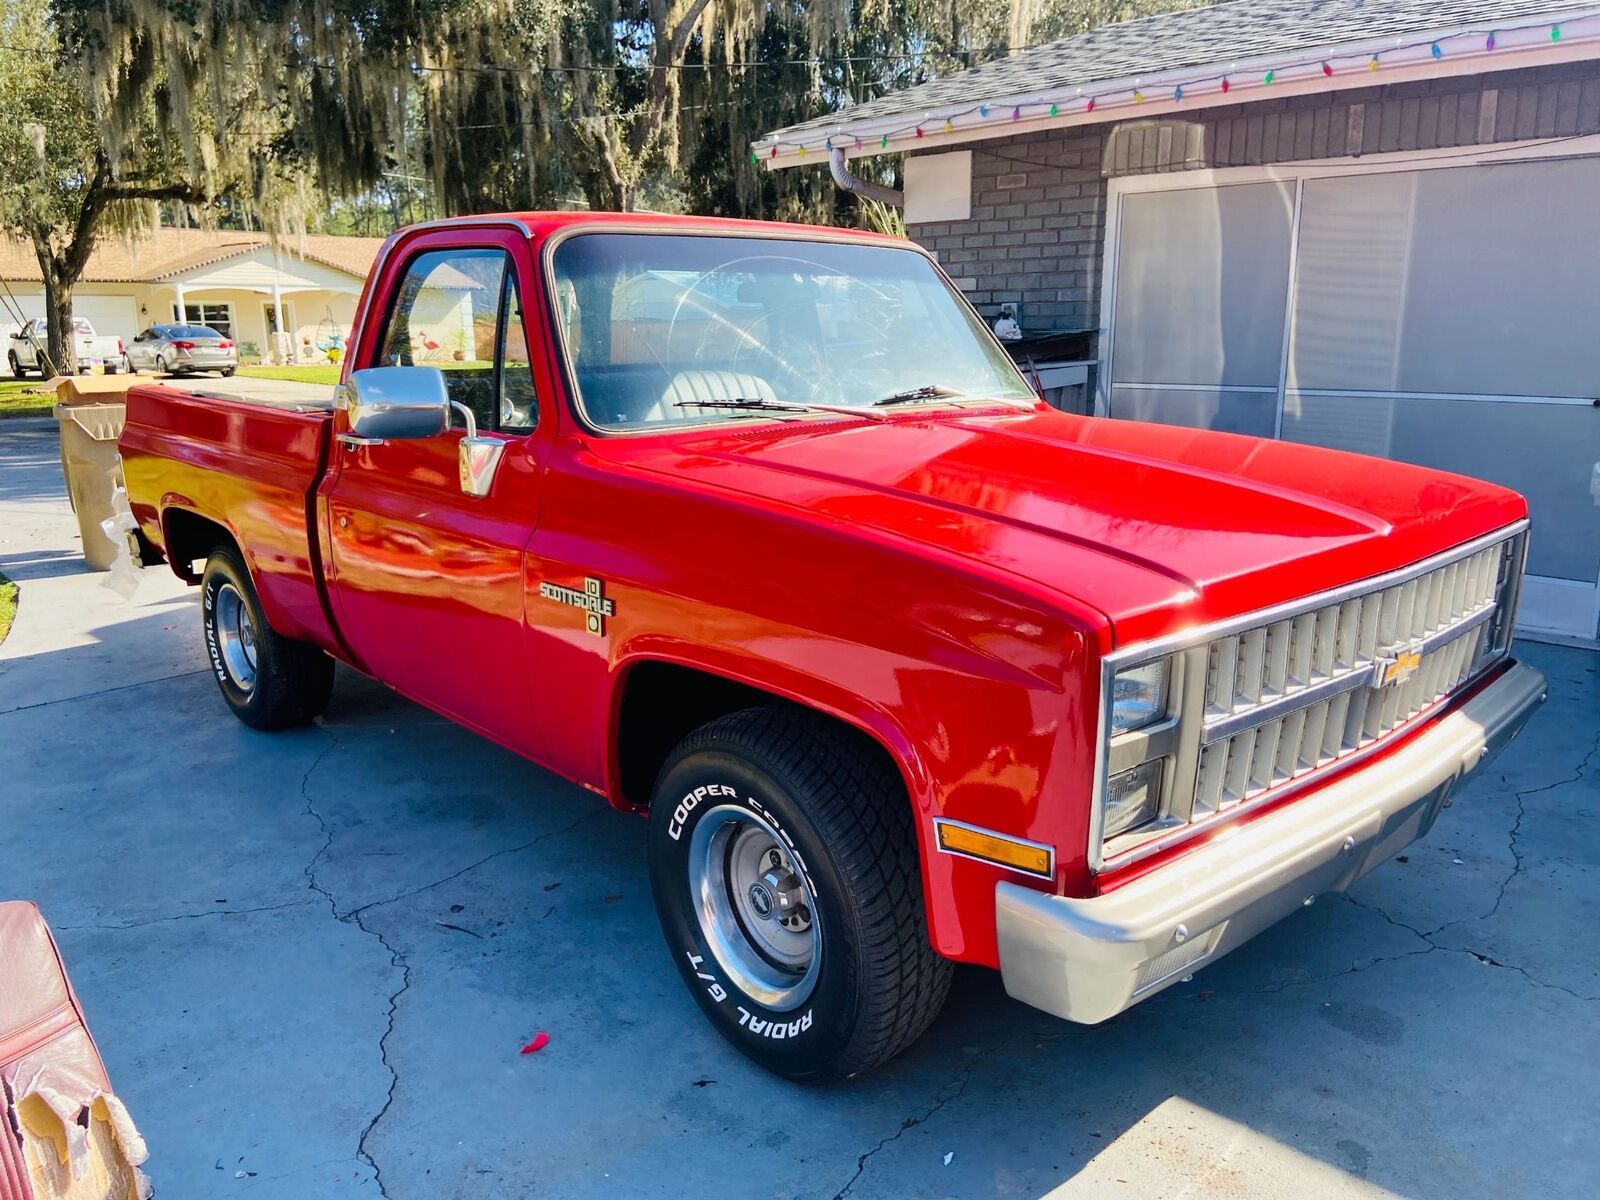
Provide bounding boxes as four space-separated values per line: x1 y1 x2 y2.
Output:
667 782 738 841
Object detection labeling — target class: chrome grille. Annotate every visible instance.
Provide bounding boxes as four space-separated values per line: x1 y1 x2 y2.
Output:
1195 617 1490 813
1202 541 1506 718
1092 524 1528 872
1193 540 1509 815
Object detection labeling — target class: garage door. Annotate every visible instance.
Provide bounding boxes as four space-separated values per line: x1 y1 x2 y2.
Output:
0 289 45 339
71 295 139 345
1103 155 1600 642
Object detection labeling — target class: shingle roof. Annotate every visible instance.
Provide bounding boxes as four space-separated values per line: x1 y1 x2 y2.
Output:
759 0 1599 151
0 228 384 284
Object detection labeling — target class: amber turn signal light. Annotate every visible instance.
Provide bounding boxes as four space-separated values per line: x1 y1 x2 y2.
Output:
934 819 1054 878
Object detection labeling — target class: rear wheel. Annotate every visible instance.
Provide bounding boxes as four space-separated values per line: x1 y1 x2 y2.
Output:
648 706 951 1081
200 546 333 729
156 354 172 377
220 366 236 377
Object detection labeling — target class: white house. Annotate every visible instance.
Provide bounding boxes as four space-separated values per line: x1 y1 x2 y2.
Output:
0 228 386 363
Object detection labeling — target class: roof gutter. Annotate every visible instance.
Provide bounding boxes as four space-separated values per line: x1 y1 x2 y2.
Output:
828 147 904 207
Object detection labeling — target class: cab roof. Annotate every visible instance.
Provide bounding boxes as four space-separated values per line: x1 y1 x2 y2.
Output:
391 211 907 245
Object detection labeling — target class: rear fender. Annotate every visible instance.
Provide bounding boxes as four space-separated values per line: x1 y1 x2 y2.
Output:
158 499 323 646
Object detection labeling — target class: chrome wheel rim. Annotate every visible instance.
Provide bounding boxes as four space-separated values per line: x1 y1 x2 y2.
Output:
687 805 820 1011
214 583 258 692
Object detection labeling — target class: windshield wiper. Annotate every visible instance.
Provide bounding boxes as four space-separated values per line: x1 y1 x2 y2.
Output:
872 384 1032 409
674 397 886 421
872 384 971 406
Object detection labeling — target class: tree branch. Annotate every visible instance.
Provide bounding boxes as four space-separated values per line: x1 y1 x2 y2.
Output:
665 0 715 59
100 180 210 205
57 153 114 278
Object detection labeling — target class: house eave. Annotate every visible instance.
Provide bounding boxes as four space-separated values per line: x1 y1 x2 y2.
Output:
757 8 1600 170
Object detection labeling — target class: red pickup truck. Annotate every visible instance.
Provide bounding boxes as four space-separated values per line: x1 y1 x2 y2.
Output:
119 212 1545 1080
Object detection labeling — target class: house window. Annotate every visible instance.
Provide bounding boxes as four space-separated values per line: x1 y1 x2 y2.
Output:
177 302 234 339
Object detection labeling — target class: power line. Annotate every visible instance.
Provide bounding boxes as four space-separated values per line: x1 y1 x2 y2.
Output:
0 38 1066 76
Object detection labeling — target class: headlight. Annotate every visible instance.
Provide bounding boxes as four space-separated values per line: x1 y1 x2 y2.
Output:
1104 759 1163 838
1110 659 1169 734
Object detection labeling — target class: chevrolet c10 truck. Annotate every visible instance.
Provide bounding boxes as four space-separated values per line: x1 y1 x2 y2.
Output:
118 212 1546 1080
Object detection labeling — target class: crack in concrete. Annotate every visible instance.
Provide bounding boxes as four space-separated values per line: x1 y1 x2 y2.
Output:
292 729 613 1199
0 669 210 717
343 807 609 922
58 898 318 931
831 1069 973 1200
351 910 409 1200
1414 721 1600 949
1477 725 1600 927
296 729 404 1200
1341 893 1599 1003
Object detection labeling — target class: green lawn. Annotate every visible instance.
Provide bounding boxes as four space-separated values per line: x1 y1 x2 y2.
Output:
0 378 53 419
237 364 343 386
0 574 17 647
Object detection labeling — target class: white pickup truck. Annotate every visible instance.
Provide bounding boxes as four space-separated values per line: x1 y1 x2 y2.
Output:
7 316 127 377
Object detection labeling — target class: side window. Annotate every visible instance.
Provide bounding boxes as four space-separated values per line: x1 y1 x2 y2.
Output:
378 248 508 431
497 272 538 432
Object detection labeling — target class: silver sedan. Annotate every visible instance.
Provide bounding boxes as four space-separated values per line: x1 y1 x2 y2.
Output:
126 324 238 377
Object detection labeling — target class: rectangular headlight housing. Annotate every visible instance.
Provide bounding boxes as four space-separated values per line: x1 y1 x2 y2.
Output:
1110 658 1169 734
1104 758 1163 839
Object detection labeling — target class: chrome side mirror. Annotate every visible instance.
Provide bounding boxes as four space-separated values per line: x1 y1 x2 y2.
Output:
449 401 506 499
336 366 450 440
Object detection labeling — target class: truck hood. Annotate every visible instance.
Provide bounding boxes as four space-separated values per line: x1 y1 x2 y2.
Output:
610 408 1526 646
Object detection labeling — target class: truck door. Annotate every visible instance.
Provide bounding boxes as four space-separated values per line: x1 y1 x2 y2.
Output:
322 227 550 755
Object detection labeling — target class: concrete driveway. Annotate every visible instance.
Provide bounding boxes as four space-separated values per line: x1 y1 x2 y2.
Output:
1 419 1596 1200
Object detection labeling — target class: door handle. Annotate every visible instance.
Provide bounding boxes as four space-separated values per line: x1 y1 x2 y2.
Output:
337 433 384 449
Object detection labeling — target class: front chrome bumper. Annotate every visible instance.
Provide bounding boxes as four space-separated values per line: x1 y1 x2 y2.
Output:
995 660 1547 1024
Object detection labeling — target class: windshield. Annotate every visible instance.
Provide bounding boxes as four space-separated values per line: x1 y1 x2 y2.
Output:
549 232 1037 431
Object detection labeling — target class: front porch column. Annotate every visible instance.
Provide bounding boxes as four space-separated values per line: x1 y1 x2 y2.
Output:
173 280 188 323
271 284 285 363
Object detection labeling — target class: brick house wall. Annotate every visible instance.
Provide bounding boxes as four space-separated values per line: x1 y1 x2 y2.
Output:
907 59 1600 337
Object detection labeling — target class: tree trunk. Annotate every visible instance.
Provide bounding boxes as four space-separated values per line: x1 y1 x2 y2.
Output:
43 266 75 376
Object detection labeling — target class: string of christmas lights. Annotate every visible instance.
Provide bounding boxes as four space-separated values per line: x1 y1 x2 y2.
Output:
753 12 1596 164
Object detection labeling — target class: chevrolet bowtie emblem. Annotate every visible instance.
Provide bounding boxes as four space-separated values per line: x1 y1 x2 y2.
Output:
1373 645 1423 688
539 576 615 637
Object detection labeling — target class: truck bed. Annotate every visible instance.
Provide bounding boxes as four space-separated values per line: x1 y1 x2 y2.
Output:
119 382 340 649
166 386 336 415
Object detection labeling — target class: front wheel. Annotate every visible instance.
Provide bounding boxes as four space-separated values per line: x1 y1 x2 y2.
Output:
200 546 334 729
7 352 25 379
648 706 952 1081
